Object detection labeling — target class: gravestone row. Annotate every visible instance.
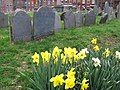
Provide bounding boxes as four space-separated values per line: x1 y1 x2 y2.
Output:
8 3 120 43
11 6 62 42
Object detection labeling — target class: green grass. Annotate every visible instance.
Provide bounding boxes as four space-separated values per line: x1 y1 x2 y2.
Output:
0 18 120 89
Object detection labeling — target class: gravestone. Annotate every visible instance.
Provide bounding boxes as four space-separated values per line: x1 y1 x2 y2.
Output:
64 11 75 29
54 12 61 32
109 7 115 20
99 13 108 24
0 12 8 28
84 10 96 26
104 1 110 15
75 11 84 27
11 10 32 42
117 2 120 19
93 5 98 15
33 6 55 39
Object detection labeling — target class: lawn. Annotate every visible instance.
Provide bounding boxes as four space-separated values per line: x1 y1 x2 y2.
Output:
0 18 120 89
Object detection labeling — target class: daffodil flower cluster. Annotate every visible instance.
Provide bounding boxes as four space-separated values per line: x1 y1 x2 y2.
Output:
50 68 89 90
30 38 120 90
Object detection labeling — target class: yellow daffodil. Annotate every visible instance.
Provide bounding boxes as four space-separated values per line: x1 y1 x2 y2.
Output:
65 77 75 89
92 57 101 67
61 53 68 64
31 52 39 65
64 47 78 58
80 78 89 90
115 51 120 59
66 68 76 79
41 51 51 63
93 45 100 52
91 38 97 45
77 51 87 60
52 46 62 60
103 48 110 57
50 74 64 87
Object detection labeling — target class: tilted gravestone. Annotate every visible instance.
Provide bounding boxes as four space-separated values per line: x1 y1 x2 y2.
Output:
0 12 8 28
117 2 120 19
99 13 108 24
84 10 96 26
54 12 61 32
11 10 32 42
75 11 84 27
104 1 110 15
64 11 75 29
33 6 55 39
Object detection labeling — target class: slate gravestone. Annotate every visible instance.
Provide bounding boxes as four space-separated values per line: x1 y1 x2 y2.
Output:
84 10 96 26
109 7 115 20
93 5 98 15
75 11 84 27
64 11 75 29
104 1 110 15
11 10 32 42
33 6 55 39
117 2 120 19
99 13 108 24
54 12 61 32
0 12 8 28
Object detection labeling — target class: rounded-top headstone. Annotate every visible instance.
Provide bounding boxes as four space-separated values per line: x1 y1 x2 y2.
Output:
33 6 55 39
84 10 96 26
11 10 32 42
64 11 75 29
0 12 8 28
104 1 110 15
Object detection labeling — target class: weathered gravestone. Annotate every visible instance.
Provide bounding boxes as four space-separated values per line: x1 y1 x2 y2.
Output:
11 10 32 42
104 1 110 15
64 11 75 29
0 12 8 28
54 12 61 32
108 7 116 20
117 2 120 19
75 11 84 27
34 6 55 39
99 13 108 24
93 5 99 15
84 10 96 26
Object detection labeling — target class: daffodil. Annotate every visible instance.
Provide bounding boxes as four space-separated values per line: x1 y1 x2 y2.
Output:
91 38 97 45
77 50 87 60
64 47 78 63
81 48 89 54
115 51 120 59
41 51 51 63
80 78 89 90
92 57 101 67
65 77 75 89
103 48 110 57
50 74 64 87
66 68 76 79
52 46 62 60
93 45 100 52
61 53 68 64
31 52 39 65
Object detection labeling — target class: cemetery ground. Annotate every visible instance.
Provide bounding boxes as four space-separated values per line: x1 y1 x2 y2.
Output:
0 18 120 89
